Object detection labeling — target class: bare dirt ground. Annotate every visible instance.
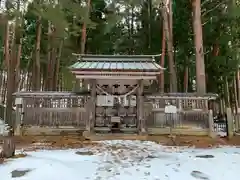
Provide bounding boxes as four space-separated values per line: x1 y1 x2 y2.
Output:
10 134 240 150
1 134 240 165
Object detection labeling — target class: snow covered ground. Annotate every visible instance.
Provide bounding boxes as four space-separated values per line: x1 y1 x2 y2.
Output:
0 140 240 180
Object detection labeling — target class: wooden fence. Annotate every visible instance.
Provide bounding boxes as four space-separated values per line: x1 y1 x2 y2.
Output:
144 94 217 135
13 91 219 136
14 92 90 135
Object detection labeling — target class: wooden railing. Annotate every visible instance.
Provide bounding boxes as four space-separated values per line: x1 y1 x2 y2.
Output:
13 92 91 135
145 94 214 131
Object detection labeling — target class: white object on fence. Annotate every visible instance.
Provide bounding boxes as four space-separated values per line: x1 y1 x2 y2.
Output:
0 119 10 136
15 97 23 105
164 104 178 128
97 95 114 106
164 104 177 114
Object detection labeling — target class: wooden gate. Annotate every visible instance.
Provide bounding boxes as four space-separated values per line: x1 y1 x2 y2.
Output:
14 92 90 135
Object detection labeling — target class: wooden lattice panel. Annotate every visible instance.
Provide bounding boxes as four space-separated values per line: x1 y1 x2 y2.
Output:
127 107 136 115
123 116 136 126
187 99 193 109
118 107 127 116
105 107 115 116
95 117 105 126
96 107 105 116
146 95 213 112
22 95 89 127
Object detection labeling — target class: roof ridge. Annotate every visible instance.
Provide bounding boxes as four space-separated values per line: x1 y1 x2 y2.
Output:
76 58 155 62
72 53 161 57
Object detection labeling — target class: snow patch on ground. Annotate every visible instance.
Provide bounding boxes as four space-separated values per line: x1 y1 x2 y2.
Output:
0 140 240 180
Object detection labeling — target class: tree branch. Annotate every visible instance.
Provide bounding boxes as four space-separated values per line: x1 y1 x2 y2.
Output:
202 1 225 17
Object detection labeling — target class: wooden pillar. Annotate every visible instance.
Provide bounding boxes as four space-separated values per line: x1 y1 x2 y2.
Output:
137 80 145 134
237 70 240 107
208 109 216 138
0 123 15 158
86 79 96 132
1 137 15 158
226 107 234 139
91 80 96 130
14 97 23 136
14 104 21 136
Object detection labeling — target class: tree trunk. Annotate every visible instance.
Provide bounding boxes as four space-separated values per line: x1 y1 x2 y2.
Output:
4 19 15 129
233 73 238 113
126 8 131 54
2 72 7 104
0 136 15 158
147 0 152 52
237 70 240 107
168 0 173 43
81 0 91 54
81 24 87 55
74 0 91 91
15 42 22 91
162 0 177 92
45 21 52 91
18 52 32 91
54 40 63 91
14 0 22 92
192 0 206 95
0 69 4 101
160 23 165 93
33 16 41 91
224 76 230 107
26 71 31 91
3 19 9 77
184 66 189 92
51 48 57 90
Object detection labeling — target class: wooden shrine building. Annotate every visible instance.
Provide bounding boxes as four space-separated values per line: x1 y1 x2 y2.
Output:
69 54 164 134
13 54 219 137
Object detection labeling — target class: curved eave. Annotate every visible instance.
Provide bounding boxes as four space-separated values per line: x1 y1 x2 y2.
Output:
72 53 162 59
71 70 161 75
70 68 163 72
69 59 165 72
75 75 158 80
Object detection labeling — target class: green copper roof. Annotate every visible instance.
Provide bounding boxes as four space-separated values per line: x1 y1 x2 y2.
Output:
69 54 164 71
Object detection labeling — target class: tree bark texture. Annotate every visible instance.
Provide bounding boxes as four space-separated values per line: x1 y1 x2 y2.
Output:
192 0 206 95
160 23 165 93
33 16 41 91
162 0 177 92
0 137 15 158
4 19 15 128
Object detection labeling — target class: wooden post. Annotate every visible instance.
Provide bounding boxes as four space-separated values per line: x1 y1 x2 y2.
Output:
226 107 234 139
0 124 15 158
237 70 240 107
236 113 240 132
236 115 239 132
86 79 96 132
208 110 216 138
85 100 90 132
137 80 145 134
14 104 21 136
85 81 91 132
204 99 208 111
1 137 15 158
